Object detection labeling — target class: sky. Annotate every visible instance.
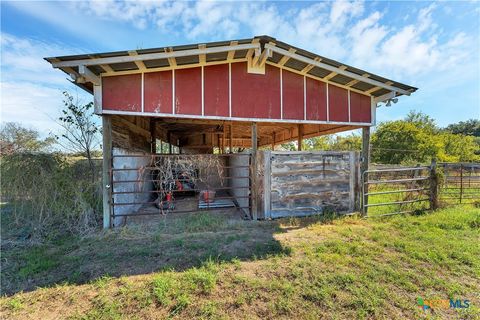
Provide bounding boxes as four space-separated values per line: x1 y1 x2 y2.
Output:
1 0 479 138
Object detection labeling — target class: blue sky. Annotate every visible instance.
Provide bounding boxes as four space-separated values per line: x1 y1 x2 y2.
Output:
1 0 479 137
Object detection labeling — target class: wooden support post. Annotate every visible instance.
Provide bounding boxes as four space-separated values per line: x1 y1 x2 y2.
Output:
167 131 172 154
251 122 258 220
361 126 370 215
217 134 222 154
229 124 233 153
429 159 439 210
222 124 226 154
150 118 156 154
102 115 112 229
271 132 275 151
297 124 303 151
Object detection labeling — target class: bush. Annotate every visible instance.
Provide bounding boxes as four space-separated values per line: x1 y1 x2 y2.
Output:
1 153 102 239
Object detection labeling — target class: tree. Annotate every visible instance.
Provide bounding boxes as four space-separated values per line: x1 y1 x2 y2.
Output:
0 122 54 155
445 119 480 137
371 120 441 164
440 132 480 162
55 92 100 179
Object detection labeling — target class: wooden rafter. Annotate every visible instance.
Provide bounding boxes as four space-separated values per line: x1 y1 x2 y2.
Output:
128 50 146 71
198 44 206 64
324 65 348 81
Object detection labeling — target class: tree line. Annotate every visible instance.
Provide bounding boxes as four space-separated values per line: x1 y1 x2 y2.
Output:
283 112 479 164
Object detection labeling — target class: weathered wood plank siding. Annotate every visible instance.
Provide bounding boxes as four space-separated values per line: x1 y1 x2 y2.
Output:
264 151 358 219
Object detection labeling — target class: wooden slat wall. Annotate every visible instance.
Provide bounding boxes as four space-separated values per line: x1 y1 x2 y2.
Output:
263 151 358 219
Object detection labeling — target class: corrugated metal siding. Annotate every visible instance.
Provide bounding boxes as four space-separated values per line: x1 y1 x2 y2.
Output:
175 67 202 115
282 70 304 120
231 62 281 119
144 71 172 114
306 77 327 121
103 74 141 111
204 64 229 117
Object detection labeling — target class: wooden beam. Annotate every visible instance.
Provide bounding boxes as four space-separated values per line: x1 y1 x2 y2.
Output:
300 57 321 74
366 81 394 94
256 48 272 67
251 122 258 220
150 118 156 153
128 50 147 71
198 44 206 65
297 124 303 151
78 65 100 85
229 124 233 153
277 48 296 66
222 124 226 154
345 73 369 87
361 126 370 216
227 41 238 60
100 64 114 73
102 115 112 229
323 65 348 81
168 131 172 154
165 47 177 67
264 43 412 96
51 43 260 68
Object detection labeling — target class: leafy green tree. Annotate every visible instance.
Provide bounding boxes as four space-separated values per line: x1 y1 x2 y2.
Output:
445 119 480 137
0 122 54 155
371 120 440 164
439 132 480 162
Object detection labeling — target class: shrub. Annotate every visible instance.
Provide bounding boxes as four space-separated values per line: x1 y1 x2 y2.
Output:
1 152 102 239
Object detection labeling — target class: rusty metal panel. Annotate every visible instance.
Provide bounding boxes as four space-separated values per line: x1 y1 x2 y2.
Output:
268 151 354 218
350 91 371 123
306 77 327 121
144 71 173 114
103 74 141 112
282 69 304 120
204 64 229 117
175 67 202 115
231 62 281 119
328 85 349 122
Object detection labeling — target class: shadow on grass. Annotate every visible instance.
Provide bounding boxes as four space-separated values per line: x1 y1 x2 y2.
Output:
1 207 343 296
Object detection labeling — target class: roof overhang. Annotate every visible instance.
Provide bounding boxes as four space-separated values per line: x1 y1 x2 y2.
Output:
45 35 417 102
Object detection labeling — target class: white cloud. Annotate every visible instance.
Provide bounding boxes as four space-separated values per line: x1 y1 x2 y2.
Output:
0 33 92 137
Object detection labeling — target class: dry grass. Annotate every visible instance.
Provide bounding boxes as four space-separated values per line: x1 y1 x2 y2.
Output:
1 205 479 319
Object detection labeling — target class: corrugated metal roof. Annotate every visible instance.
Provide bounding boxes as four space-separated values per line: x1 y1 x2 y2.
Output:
45 35 417 98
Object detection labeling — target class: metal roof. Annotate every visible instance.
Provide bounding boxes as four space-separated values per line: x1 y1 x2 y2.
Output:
45 35 417 99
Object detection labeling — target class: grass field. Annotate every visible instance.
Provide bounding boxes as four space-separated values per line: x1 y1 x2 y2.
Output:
1 205 479 319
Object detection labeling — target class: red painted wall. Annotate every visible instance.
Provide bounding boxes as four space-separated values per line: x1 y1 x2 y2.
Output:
204 64 229 117
175 67 202 115
282 70 304 120
328 84 349 122
103 74 141 112
231 62 281 119
305 77 327 121
144 71 172 114
101 62 373 124
350 91 371 123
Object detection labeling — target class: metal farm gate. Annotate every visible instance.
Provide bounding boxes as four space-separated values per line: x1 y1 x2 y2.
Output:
439 162 480 204
362 162 480 217
108 152 252 226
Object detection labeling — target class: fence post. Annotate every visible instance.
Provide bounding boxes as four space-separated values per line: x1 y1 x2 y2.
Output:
429 159 439 210
460 164 463 204
361 127 371 216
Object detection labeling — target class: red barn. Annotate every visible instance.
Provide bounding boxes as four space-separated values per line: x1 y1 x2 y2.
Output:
46 35 416 227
